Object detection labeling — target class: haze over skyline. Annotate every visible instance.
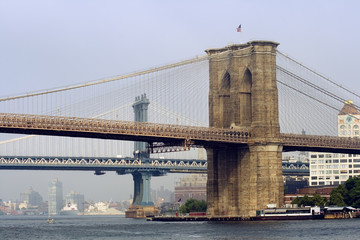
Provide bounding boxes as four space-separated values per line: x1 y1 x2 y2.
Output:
1 0 359 202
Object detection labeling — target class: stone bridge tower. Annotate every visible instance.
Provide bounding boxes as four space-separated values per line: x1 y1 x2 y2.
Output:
205 40 284 217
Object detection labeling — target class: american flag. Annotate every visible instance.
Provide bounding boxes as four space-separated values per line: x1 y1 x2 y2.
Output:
237 24 242 32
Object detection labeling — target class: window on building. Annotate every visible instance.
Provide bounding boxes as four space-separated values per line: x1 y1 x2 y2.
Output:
335 175 339 179
333 159 339 163
341 164 347 169
319 165 324 169
354 159 360 162
326 160 332 164
311 176 317 180
319 182 325 185
325 154 332 158
340 159 347 163
354 164 360 168
340 170 347 174
311 155 318 158
333 165 339 169
319 154 324 158
334 181 339 185
326 170 332 174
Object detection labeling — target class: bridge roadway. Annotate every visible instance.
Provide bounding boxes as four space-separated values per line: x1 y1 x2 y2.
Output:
0 156 308 176
1 113 360 154
0 156 207 174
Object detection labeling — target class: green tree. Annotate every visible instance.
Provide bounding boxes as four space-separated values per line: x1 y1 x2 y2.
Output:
312 193 328 207
329 185 346 206
179 199 207 214
329 176 360 207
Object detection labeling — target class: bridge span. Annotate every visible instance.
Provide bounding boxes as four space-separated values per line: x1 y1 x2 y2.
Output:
0 155 207 174
1 113 360 154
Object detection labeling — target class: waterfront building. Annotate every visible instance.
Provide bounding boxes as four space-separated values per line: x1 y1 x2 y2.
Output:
284 186 335 204
174 174 207 203
48 178 63 215
309 100 360 186
65 190 85 212
20 187 43 207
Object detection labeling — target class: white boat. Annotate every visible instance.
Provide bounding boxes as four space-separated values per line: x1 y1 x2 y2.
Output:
60 202 80 215
254 206 324 220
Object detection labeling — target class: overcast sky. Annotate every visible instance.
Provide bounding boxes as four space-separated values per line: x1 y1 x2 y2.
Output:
1 0 360 202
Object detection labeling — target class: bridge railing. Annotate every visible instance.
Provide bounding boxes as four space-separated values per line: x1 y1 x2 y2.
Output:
282 133 360 152
0 113 250 145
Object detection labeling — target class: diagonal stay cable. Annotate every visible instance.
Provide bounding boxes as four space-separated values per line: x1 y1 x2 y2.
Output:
276 66 360 112
277 50 360 99
276 79 360 121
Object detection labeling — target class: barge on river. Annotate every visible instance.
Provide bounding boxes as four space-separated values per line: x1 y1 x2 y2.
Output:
253 206 324 220
148 206 324 221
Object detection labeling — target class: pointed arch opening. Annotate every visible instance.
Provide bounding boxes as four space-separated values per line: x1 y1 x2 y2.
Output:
221 71 231 91
239 68 252 126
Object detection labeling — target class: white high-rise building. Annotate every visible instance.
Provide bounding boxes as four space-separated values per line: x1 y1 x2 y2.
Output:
48 178 63 215
309 100 360 186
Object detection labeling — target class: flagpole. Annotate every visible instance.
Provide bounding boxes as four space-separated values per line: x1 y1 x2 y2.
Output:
236 24 242 44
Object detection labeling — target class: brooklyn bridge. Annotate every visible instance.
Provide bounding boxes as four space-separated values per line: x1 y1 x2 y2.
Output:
1 40 359 217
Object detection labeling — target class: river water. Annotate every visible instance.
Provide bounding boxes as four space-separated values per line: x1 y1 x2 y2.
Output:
1 215 359 240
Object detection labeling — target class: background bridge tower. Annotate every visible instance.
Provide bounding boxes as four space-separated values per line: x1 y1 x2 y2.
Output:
125 94 161 218
205 40 284 217
132 94 150 159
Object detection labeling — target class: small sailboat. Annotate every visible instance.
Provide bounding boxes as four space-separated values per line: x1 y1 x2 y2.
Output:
47 213 55 224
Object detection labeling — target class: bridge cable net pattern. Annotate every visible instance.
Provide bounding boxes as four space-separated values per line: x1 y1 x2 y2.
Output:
0 57 210 159
276 51 360 137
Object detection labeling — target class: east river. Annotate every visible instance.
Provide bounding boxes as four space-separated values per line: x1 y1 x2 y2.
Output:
1 215 360 240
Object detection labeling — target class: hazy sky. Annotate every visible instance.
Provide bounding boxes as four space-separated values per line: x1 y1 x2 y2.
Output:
1 0 360 202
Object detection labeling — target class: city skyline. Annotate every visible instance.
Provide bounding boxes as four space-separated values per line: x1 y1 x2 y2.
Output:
0 173 177 202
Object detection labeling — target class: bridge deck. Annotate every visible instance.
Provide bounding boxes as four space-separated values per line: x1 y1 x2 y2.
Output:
1 113 360 154
0 113 250 146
